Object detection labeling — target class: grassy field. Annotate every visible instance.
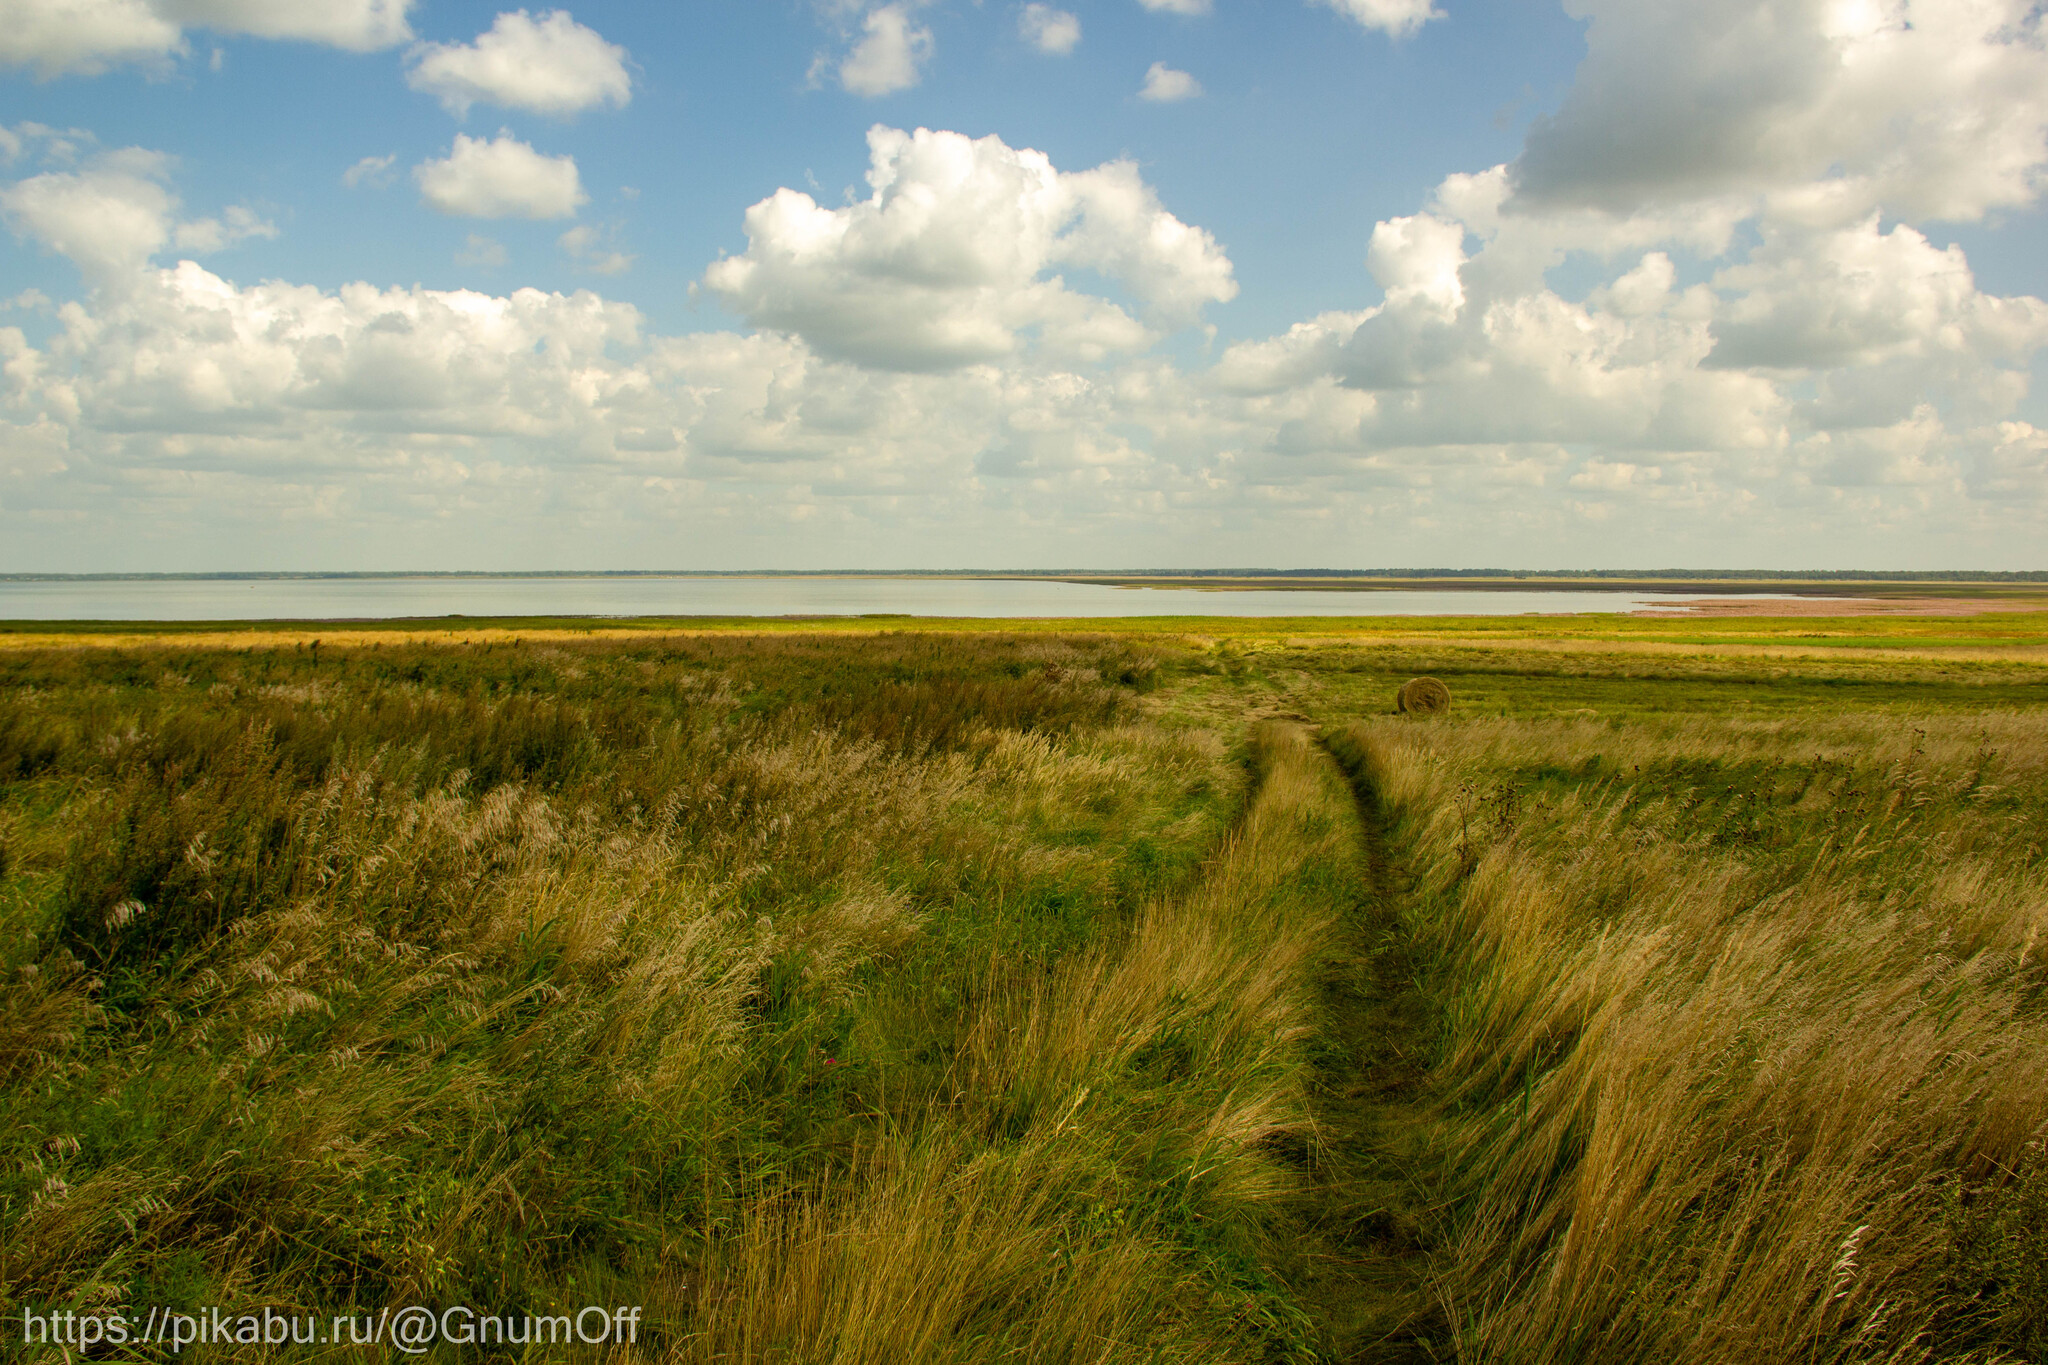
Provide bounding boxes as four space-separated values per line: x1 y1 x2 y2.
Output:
2 617 2044 1361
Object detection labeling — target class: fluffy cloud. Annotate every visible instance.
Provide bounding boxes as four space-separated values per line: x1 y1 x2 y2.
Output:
1056 160 1238 322
1970 422 2048 503
0 248 1260 566
0 0 410 75
1 154 173 279
20 261 645 433
1512 0 2048 224
0 0 182 77
838 4 931 96
406 10 631 118
703 125 1235 370
1136 0 1208 14
1312 0 1443 39
1138 62 1200 102
1364 213 1466 313
1188 0 2048 547
4 236 2041 566
1708 218 2048 374
414 134 586 219
1019 4 1079 55
172 203 276 253
1212 184 2046 472
161 0 411 51
1 148 272 282
0 129 1253 562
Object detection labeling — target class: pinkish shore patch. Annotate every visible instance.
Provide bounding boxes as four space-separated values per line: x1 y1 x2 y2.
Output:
1634 597 2048 618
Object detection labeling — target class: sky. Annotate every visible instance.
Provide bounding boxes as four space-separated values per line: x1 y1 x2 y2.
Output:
1 0 2045 572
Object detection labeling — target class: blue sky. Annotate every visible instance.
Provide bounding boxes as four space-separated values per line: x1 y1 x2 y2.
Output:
2 0 2046 571
1 1 1586 338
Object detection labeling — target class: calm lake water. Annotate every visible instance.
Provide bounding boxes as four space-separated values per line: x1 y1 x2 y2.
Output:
0 577 1785 621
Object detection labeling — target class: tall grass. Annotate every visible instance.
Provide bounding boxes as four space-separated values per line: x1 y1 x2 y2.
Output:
682 721 1365 1360
0 637 1365 1360
14 630 2042 1360
1333 714 2048 1363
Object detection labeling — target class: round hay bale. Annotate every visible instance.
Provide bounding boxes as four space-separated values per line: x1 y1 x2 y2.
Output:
1396 677 1452 715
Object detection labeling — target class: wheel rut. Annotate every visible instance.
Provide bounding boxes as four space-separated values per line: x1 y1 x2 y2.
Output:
1288 730 1449 1363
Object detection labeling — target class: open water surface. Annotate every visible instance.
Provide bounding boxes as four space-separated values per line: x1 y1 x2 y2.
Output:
0 576 1832 621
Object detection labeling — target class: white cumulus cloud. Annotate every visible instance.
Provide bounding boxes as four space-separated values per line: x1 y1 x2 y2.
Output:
15 258 645 436
1136 0 1209 14
1057 159 1239 323
1365 213 1466 314
406 9 631 118
1971 422 2048 503
1 155 172 279
703 125 1235 371
1 147 273 283
1708 218 2047 374
0 0 412 75
172 202 275 253
839 4 931 96
1019 3 1079 54
1208 163 2048 507
1193 0 2048 535
0 0 182 77
1511 0 2048 224
1138 61 1200 102
414 133 586 219
1312 0 1443 39
161 0 411 51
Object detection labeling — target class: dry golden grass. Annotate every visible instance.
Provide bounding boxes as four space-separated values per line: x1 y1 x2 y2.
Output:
1333 713 2048 1363
10 630 2046 1361
682 722 1359 1361
1 638 1379 1362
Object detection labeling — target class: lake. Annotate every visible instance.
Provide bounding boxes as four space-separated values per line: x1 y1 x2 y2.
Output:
0 576 1787 621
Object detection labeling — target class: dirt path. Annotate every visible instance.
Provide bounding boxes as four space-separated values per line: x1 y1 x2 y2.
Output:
1288 732 1449 1362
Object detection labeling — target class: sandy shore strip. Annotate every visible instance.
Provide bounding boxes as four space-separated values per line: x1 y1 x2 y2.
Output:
1637 596 2048 617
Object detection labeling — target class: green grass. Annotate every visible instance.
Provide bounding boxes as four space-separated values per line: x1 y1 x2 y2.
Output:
4 600 2048 655
0 632 1353 1361
3 624 2045 1361
1328 706 2048 1362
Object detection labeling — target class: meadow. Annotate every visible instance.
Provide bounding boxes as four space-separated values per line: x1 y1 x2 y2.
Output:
1 617 2044 1362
